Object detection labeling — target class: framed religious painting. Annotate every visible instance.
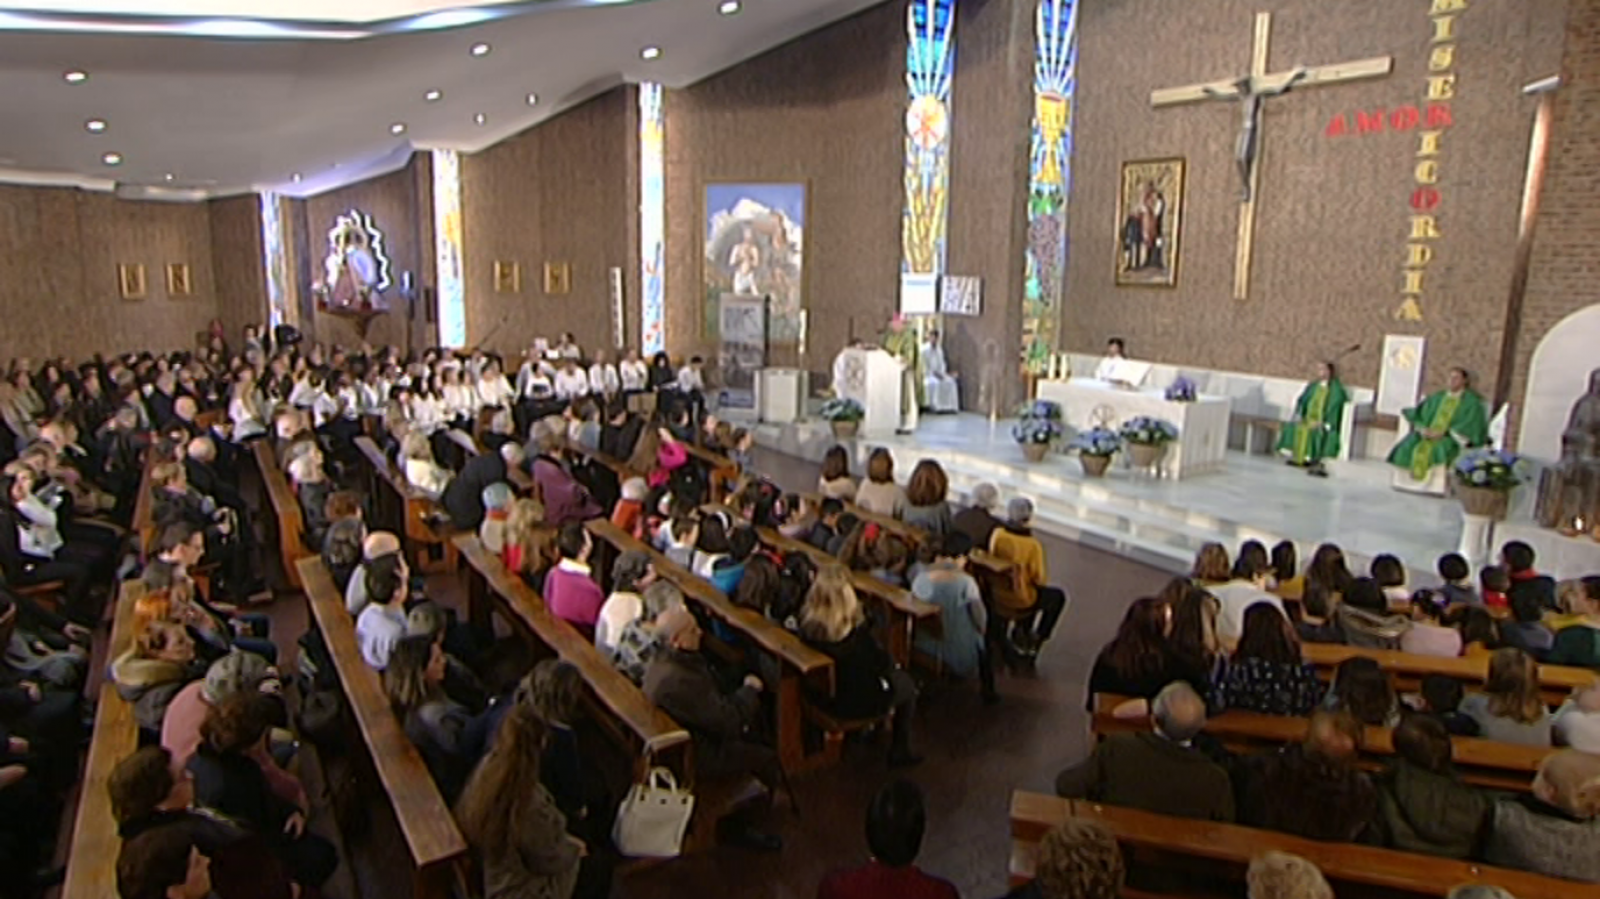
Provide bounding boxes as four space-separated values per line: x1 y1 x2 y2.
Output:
1115 157 1185 288
493 261 521 294
166 263 193 297
702 181 806 344
118 263 147 300
543 262 570 295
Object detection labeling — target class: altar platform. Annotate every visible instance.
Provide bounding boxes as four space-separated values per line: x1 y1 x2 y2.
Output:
749 412 1600 581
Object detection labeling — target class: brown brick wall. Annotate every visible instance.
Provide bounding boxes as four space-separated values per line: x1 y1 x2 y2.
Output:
461 89 632 359
1063 0 1567 395
207 193 267 343
1510 0 1598 447
0 185 228 358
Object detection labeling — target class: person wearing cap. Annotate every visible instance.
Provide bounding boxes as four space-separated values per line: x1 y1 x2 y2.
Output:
953 482 1004 550
594 550 658 658
159 651 301 808
987 497 1068 656
345 530 402 616
477 482 514 554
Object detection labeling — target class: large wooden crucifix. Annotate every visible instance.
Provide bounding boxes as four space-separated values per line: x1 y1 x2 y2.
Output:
1152 12 1392 300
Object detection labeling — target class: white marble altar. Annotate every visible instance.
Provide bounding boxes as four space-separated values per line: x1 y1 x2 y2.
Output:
1037 378 1230 479
833 347 903 437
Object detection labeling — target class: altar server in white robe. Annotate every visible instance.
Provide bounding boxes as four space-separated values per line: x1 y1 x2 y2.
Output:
921 328 960 413
1093 337 1127 381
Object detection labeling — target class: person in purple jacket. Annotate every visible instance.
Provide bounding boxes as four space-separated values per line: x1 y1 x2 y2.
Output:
542 523 606 637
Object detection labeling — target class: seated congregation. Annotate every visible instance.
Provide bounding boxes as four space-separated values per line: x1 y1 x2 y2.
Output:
18 330 1599 899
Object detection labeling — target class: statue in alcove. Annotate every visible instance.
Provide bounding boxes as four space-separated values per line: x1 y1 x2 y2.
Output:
1535 368 1600 540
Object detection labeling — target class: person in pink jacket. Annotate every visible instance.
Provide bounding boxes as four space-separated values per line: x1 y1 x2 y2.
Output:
542 523 607 636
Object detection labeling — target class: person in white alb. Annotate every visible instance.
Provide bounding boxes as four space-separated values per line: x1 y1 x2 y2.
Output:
619 348 649 394
555 333 583 361
476 359 516 410
1093 337 1127 382
588 350 621 402
921 328 960 413
227 369 267 441
439 367 479 427
287 370 321 409
553 358 590 404
676 355 706 420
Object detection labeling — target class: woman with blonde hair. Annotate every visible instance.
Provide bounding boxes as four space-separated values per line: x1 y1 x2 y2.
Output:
502 498 556 586
1459 647 1552 746
1246 852 1332 899
455 698 583 899
112 619 204 733
400 430 452 498
799 567 920 766
227 368 268 441
1190 542 1231 585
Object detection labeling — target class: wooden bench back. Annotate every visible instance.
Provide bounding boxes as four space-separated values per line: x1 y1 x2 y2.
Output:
1009 791 1577 898
1301 642 1593 708
452 533 691 777
61 580 147 899
1091 693 1551 792
252 440 312 588
295 557 469 899
353 435 451 555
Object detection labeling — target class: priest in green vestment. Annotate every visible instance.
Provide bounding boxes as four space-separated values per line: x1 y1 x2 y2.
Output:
1277 361 1349 476
882 315 921 433
1387 366 1490 483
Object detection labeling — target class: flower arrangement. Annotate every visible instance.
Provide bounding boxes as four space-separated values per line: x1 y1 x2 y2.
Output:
1452 449 1526 491
819 397 865 422
1119 416 1179 446
1164 376 1197 403
1067 427 1123 457
1012 398 1065 445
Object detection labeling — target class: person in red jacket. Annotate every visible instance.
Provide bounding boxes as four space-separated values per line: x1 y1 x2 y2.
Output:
817 780 958 899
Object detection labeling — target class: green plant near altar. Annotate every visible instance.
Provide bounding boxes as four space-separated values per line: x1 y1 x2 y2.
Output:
1119 416 1179 446
819 397 865 422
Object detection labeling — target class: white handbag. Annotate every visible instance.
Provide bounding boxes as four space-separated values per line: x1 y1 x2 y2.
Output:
611 766 695 859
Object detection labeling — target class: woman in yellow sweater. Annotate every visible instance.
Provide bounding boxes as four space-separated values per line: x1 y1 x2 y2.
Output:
987 497 1067 658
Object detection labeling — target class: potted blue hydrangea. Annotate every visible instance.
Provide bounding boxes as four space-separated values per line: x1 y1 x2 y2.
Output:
1066 426 1123 477
1012 399 1065 462
1164 375 1198 403
1451 448 1526 521
820 397 865 439
1118 416 1179 470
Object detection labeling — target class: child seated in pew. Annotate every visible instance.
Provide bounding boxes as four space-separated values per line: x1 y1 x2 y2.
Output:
355 554 410 670
399 430 452 498
911 533 997 703
477 482 513 554
776 493 813 540
1371 554 1410 609
1499 591 1555 660
1437 552 1477 606
728 427 754 473
502 498 557 588
1408 674 1481 737
1458 648 1552 747
690 512 731 579
1449 604 1502 658
656 513 698 571
1400 589 1463 658
807 497 845 551
1480 565 1511 610
1323 656 1400 727
610 477 648 540
709 526 759 596
1293 582 1344 645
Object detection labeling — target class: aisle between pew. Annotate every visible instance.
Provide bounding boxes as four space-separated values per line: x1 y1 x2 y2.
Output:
252 440 313 589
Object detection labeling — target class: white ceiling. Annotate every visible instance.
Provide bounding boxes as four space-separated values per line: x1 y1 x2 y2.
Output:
0 0 884 198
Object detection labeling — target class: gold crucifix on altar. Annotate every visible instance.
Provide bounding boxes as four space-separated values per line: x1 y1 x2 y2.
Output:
1152 12 1392 300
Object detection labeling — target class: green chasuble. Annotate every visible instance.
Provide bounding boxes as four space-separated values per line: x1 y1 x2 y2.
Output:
1277 378 1350 464
883 327 924 408
1387 388 1490 479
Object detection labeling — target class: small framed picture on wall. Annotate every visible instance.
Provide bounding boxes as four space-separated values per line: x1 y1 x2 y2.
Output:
543 262 571 295
118 263 147 300
166 263 193 297
494 261 521 294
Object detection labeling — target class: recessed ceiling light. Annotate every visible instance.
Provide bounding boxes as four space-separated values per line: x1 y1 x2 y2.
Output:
163 173 175 182
526 93 539 107
85 119 107 133
470 42 491 57
64 70 88 84
719 1 741 14
102 151 122 166
390 122 407 135
291 173 303 183
641 46 662 60
424 89 443 102
473 113 487 125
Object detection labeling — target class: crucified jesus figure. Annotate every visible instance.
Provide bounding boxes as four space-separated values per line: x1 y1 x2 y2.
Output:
1206 66 1308 202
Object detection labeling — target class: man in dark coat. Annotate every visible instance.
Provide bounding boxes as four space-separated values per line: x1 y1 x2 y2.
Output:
441 443 521 530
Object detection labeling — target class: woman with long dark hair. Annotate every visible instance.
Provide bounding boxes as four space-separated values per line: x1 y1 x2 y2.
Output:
1213 602 1321 716
1085 597 1173 711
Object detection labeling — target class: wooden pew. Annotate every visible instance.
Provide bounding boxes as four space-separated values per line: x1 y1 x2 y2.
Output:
252 440 313 589
1301 642 1593 709
132 453 159 558
1091 694 1551 793
801 490 1015 582
295 557 470 899
582 518 837 773
352 435 459 573
1009 791 1579 899
453 534 691 778
61 580 146 899
704 502 941 667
